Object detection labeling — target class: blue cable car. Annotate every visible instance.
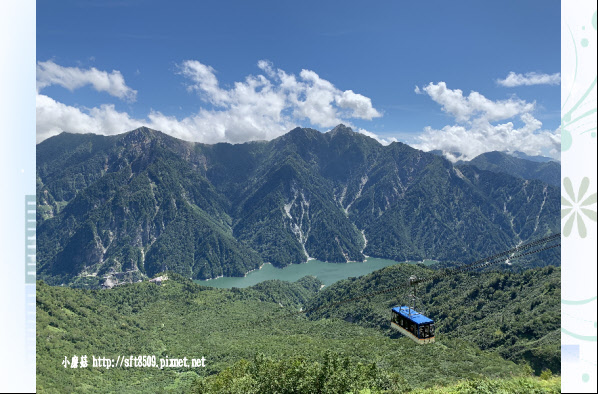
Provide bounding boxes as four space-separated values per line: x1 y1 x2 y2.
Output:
390 275 435 344
390 306 435 344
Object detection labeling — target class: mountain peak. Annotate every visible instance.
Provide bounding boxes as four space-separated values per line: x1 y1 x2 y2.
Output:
125 126 161 137
117 126 171 149
329 124 355 136
119 126 184 145
281 127 323 142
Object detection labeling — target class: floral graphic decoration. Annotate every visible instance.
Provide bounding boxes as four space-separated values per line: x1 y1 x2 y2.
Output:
562 177 597 238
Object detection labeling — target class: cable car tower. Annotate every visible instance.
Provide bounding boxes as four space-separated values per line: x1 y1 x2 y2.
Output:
407 275 424 316
390 275 435 344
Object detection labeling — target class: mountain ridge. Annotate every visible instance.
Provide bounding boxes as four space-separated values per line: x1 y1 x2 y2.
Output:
456 151 560 187
36 125 560 286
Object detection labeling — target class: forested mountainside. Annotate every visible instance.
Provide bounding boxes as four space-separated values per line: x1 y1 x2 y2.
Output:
457 151 560 187
306 264 561 375
37 125 559 285
37 264 561 392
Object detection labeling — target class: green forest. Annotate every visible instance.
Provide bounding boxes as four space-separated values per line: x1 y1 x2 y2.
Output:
37 264 560 393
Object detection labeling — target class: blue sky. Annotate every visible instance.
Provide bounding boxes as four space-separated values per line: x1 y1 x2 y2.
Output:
36 0 561 160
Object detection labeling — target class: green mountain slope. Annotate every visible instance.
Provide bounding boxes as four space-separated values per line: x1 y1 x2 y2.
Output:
306 264 561 374
36 272 546 393
192 357 560 393
37 125 560 285
37 130 262 285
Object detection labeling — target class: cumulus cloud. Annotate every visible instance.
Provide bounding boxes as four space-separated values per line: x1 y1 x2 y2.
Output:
178 61 230 105
36 60 137 101
497 71 561 87
36 94 142 142
415 117 560 162
35 91 295 144
417 82 534 122
413 81 560 161
37 60 381 144
356 128 397 146
178 60 381 130
336 90 381 120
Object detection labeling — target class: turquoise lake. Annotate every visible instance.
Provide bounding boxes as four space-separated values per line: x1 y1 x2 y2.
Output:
195 257 435 288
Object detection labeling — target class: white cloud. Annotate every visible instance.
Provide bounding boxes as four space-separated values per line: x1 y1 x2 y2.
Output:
37 60 381 144
36 60 137 101
415 118 560 162
417 82 534 122
177 60 381 131
336 90 381 120
35 92 294 144
356 128 397 146
497 72 561 87
36 94 142 142
178 60 229 105
414 81 560 161
257 59 275 77
291 69 342 127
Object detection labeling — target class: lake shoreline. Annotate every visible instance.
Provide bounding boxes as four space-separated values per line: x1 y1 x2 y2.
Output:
196 257 437 289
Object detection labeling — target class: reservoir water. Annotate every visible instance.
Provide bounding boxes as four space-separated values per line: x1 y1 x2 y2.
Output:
195 257 435 288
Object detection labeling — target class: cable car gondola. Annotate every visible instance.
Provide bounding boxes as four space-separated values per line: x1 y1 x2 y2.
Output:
390 275 435 344
390 306 435 344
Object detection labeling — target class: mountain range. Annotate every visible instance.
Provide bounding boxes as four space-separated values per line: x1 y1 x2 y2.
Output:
456 151 560 187
36 125 560 285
